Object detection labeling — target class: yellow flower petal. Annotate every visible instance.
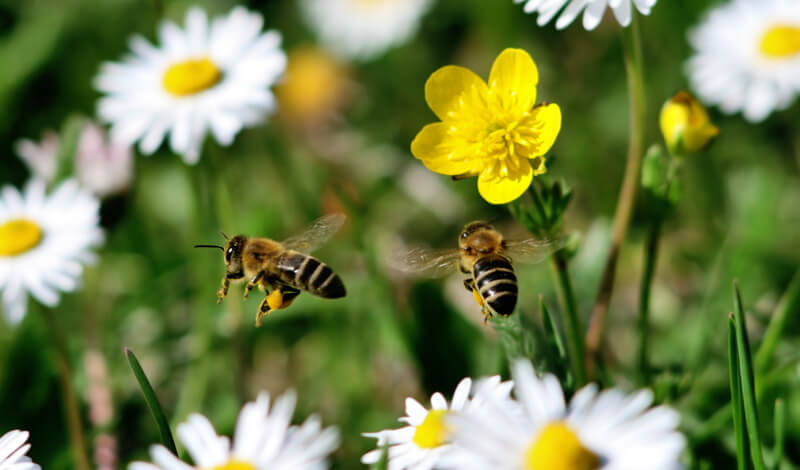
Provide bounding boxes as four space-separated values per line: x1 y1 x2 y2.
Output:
411 123 475 175
488 49 539 115
425 65 489 122
526 103 562 157
477 159 533 205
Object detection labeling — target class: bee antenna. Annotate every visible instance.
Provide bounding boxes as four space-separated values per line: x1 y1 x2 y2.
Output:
195 244 224 251
220 231 230 241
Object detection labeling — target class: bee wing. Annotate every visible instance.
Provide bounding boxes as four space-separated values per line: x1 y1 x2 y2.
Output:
280 214 346 253
389 247 461 278
503 235 567 264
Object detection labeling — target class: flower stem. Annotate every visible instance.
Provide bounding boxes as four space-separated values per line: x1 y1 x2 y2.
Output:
636 218 661 383
586 14 647 375
42 307 91 470
527 185 587 386
754 269 800 371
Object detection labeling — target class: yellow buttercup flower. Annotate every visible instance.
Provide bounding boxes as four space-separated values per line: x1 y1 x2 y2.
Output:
660 91 719 156
411 48 562 205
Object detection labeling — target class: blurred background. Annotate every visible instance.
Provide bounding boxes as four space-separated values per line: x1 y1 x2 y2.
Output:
1 0 799 468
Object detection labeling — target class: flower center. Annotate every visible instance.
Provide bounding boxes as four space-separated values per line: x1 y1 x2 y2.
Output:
480 116 544 178
760 25 800 59
207 460 256 470
0 219 43 256
412 409 449 449
525 422 599 470
163 58 222 96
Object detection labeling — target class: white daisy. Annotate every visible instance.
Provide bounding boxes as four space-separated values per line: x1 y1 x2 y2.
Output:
0 179 103 324
0 430 41 470
130 391 339 470
447 360 685 470
686 0 800 122
300 0 433 61
95 6 287 164
361 376 515 470
514 0 657 30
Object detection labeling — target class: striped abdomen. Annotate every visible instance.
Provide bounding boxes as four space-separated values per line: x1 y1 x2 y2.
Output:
472 255 518 316
276 251 346 298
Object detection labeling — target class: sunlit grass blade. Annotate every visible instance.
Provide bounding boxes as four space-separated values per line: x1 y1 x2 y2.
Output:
773 399 784 470
732 282 765 470
728 315 749 470
540 296 566 363
125 347 178 455
755 270 800 372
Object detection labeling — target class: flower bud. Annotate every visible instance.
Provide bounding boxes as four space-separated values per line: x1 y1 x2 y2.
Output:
76 123 134 198
660 91 719 156
15 130 60 183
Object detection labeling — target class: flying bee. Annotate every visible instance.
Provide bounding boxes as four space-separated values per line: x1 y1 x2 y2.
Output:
195 214 347 327
394 221 563 322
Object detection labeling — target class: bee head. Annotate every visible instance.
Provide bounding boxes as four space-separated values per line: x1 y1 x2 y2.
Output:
459 221 501 255
222 235 247 278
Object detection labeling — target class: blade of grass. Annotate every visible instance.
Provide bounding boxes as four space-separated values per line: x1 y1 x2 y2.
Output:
732 282 766 470
125 347 178 455
540 296 567 364
729 315 749 470
773 399 784 470
754 270 800 372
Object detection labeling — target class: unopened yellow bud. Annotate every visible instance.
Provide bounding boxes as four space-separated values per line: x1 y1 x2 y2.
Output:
660 91 719 156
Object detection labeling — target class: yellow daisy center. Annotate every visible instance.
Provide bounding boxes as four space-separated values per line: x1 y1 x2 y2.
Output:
163 58 222 96
206 460 256 470
0 219 43 257
412 409 450 449
760 25 800 59
524 422 599 470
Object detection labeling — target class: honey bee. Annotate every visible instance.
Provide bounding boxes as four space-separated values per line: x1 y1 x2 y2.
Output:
395 221 563 321
196 214 347 327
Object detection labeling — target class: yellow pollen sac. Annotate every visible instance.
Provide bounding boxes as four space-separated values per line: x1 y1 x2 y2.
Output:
0 219 43 257
760 25 800 59
525 422 599 470
163 58 222 96
207 460 256 470
412 409 450 449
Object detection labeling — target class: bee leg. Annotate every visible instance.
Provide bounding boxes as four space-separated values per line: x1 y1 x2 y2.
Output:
464 279 485 308
243 272 264 300
216 276 230 304
277 286 301 309
255 289 284 327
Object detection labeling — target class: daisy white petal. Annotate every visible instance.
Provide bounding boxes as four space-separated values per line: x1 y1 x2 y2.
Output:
687 0 800 122
131 391 337 470
516 0 656 30
95 6 286 163
0 179 103 324
300 0 432 61
363 376 514 470
447 359 686 470
0 430 41 470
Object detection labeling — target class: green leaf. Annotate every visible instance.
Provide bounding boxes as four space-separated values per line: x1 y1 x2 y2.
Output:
729 315 750 470
732 282 766 470
125 347 179 456
773 399 784 470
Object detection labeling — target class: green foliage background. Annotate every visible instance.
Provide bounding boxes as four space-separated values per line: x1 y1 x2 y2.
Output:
1 0 799 468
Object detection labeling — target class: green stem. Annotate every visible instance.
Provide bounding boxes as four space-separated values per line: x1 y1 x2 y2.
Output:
586 14 647 372
526 183 586 386
637 218 662 383
42 308 91 470
754 269 800 371
550 252 587 386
